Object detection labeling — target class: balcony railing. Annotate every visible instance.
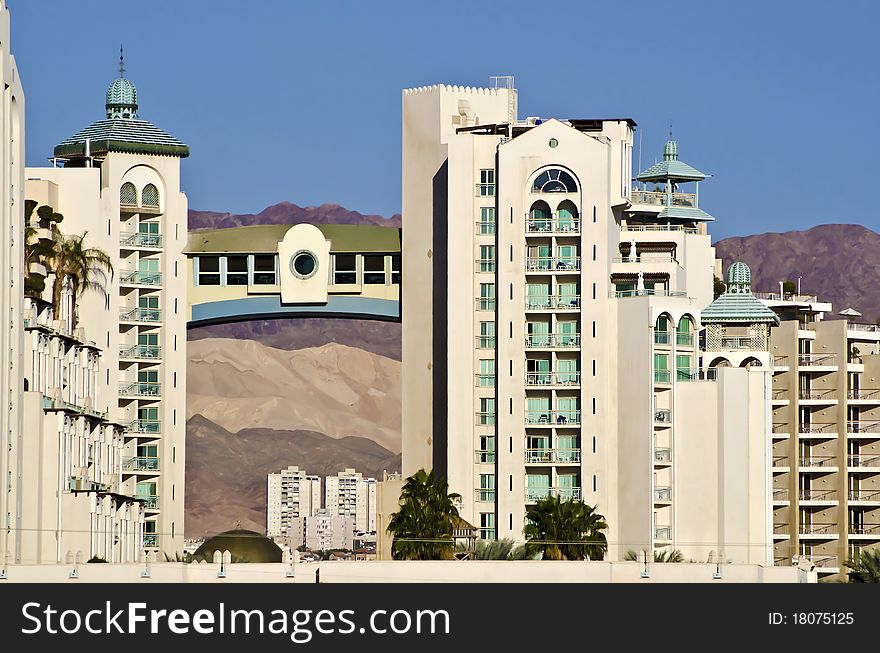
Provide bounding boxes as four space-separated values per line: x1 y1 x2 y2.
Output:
773 355 789 367
476 336 496 349
797 554 838 569
119 382 161 397
119 344 162 360
799 489 837 501
139 495 160 509
525 449 581 464
475 221 496 235
475 450 496 464
612 253 677 265
120 232 162 248
475 259 496 273
475 374 496 387
798 353 837 367
525 372 581 386
525 411 581 426
772 488 789 502
623 224 697 234
525 334 580 348
654 370 671 383
630 190 697 207
653 487 672 501
125 419 160 434
654 331 671 345
772 423 789 435
525 486 582 502
848 323 880 333
754 292 820 303
654 409 671 423
848 389 880 400
120 270 162 286
849 490 880 501
676 332 694 346
476 298 496 311
849 525 880 535
848 454 880 468
720 336 754 350
772 456 789 469
772 389 788 400
525 295 580 310
654 526 672 540
799 389 836 401
119 307 161 323
654 448 672 462
799 523 836 535
773 524 789 536
848 421 880 435
143 534 159 548
476 183 495 197
526 257 581 272
799 423 837 435
799 456 836 468
676 368 718 382
475 412 496 426
525 219 580 234
42 396 107 420
475 489 496 502
123 457 160 472
611 289 687 298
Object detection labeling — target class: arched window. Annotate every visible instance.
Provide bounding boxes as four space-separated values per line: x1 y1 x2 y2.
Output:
142 184 159 208
677 315 694 346
741 357 762 368
527 200 552 232
709 357 731 368
556 200 579 232
532 168 578 193
120 182 137 206
655 313 673 345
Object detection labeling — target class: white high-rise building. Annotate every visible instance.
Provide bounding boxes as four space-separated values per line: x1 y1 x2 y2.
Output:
325 468 377 533
400 81 774 563
304 510 354 552
25 58 190 556
267 465 321 541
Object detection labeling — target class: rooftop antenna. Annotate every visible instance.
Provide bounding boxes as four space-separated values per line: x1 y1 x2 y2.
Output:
119 45 126 78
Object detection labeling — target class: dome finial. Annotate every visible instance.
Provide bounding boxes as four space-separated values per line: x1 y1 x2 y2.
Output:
727 262 752 294
119 45 125 78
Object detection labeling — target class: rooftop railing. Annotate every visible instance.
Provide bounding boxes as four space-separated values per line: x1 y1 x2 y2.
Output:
754 292 820 303
622 224 697 234
630 190 697 207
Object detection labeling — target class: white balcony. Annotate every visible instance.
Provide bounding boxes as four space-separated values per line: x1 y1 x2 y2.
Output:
120 232 162 249
525 486 581 502
524 334 580 349
119 382 161 398
525 257 581 273
525 410 581 426
119 344 162 361
524 449 581 464
119 307 161 323
623 224 697 234
120 270 162 287
124 419 160 434
525 295 580 311
653 487 672 502
525 371 581 387
525 218 580 235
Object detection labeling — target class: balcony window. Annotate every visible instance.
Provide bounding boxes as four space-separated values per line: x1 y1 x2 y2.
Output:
361 255 386 284
527 201 552 232
198 256 221 285
477 169 495 197
120 182 137 206
479 435 496 463
478 207 496 235
333 254 357 285
478 474 495 502
478 283 495 311
226 255 248 285
479 513 495 540
477 321 495 349
478 245 495 273
478 359 495 387
676 355 693 381
477 398 495 425
253 255 277 285
556 200 579 231
677 316 694 346
526 474 550 501
142 184 160 208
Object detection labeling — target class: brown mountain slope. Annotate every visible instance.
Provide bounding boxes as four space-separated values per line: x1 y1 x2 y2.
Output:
714 224 880 322
186 414 401 538
188 317 401 360
189 201 401 230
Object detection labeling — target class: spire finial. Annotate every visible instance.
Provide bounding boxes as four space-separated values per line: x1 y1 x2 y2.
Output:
119 46 125 78
668 120 673 140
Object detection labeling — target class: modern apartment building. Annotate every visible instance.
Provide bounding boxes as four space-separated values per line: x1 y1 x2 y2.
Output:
267 465 321 542
401 81 774 563
325 468 377 533
24 62 189 556
760 293 880 578
304 510 354 551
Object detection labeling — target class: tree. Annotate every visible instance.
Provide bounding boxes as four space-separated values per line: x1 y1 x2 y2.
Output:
46 231 114 326
387 468 461 560
23 201 58 297
625 548 684 563
782 280 797 296
845 548 880 583
523 495 608 561
713 275 726 299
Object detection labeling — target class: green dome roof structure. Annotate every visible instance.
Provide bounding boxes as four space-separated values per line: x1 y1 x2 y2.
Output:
106 77 138 119
702 262 779 325
636 139 709 182
192 528 283 563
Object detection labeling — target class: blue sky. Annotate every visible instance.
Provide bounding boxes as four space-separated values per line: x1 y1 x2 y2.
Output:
10 0 879 240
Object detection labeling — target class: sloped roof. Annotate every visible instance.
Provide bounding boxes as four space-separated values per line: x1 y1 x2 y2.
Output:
54 118 190 158
702 292 780 324
636 158 708 182
657 206 714 222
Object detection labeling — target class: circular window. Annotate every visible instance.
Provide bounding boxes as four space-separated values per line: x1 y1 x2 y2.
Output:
290 250 318 279
549 138 558 148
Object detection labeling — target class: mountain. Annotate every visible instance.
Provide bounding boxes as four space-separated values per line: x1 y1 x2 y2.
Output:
187 338 401 453
189 201 401 230
714 224 880 322
186 414 401 538
188 317 401 360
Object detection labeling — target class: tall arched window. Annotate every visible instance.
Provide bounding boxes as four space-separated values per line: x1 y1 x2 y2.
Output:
142 184 159 208
120 182 137 206
677 315 694 346
527 200 552 232
532 168 577 193
556 200 579 232
655 313 672 345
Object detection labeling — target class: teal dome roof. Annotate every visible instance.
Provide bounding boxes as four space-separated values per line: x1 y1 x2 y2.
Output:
106 77 138 119
728 262 751 288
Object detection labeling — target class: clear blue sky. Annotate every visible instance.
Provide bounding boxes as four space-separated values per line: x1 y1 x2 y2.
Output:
10 0 879 240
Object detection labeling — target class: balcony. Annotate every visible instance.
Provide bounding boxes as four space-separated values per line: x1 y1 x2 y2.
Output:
525 334 580 349
799 455 837 470
610 289 687 299
525 371 581 387
676 368 719 382
720 336 756 350
139 495 160 510
475 259 495 273
475 489 496 502
524 449 581 464
772 389 789 404
799 389 837 403
848 489 880 503
119 307 161 323
125 419 160 434
123 457 160 472
654 448 672 464
773 355 789 371
848 389 880 402
773 524 790 539
476 183 495 197
142 534 159 548
630 190 697 208
848 454 880 470
475 412 496 426
798 523 837 537
525 411 581 426
525 219 580 235
526 257 581 273
475 298 496 311
799 423 838 439
772 456 789 472
525 295 580 311
120 270 162 286
654 331 671 346
772 423 790 439
654 409 671 424
475 450 496 464
654 370 671 384
676 332 695 347
475 221 496 236
120 232 162 249
623 224 697 234
772 488 790 503
653 487 672 502
525 486 582 502
798 489 837 503
654 526 672 541
754 292 820 303
119 344 162 360
475 336 496 349
797 555 839 573
798 353 837 368
41 396 107 420
119 382 161 398
847 421 880 438
475 374 496 388
849 524 880 536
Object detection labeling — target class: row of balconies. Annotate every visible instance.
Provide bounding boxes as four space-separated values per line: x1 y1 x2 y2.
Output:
772 454 880 469
653 331 695 347
475 411 582 426
773 488 880 503
475 334 583 349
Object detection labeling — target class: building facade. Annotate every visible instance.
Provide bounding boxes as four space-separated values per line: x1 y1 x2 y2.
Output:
400 82 773 563
25 66 190 556
324 468 377 533
304 510 354 552
267 465 321 542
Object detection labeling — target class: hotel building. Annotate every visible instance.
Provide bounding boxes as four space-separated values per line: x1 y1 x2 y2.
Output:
401 82 774 563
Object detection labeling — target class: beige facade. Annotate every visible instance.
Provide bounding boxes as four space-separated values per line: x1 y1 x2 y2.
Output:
764 296 880 578
304 510 354 551
325 468 377 533
267 465 321 541
399 82 773 563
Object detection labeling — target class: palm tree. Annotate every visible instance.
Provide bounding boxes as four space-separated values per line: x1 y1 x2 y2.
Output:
524 495 608 561
23 201 59 297
387 468 461 560
625 548 684 563
46 231 113 327
844 548 880 583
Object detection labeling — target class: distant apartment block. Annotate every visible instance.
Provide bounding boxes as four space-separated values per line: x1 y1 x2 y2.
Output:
305 510 354 551
267 465 321 541
325 468 377 533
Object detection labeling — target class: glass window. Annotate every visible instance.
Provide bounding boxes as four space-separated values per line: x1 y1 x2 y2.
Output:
479 435 496 463
478 245 495 273
478 397 495 425
479 359 495 387
137 444 158 458
676 355 693 380
333 254 358 285
225 255 248 285
253 255 277 285
478 283 495 311
478 474 496 502
478 169 495 197
198 256 220 285
120 182 137 206
141 184 159 208
138 295 159 309
478 321 495 349
391 254 401 285
532 169 577 193
478 207 496 234
479 513 495 540
363 255 386 284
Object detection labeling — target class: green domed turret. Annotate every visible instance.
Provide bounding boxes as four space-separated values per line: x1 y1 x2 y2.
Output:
106 77 138 119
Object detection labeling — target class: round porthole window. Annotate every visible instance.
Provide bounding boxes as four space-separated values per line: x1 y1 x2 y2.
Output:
290 250 318 279
549 138 558 148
